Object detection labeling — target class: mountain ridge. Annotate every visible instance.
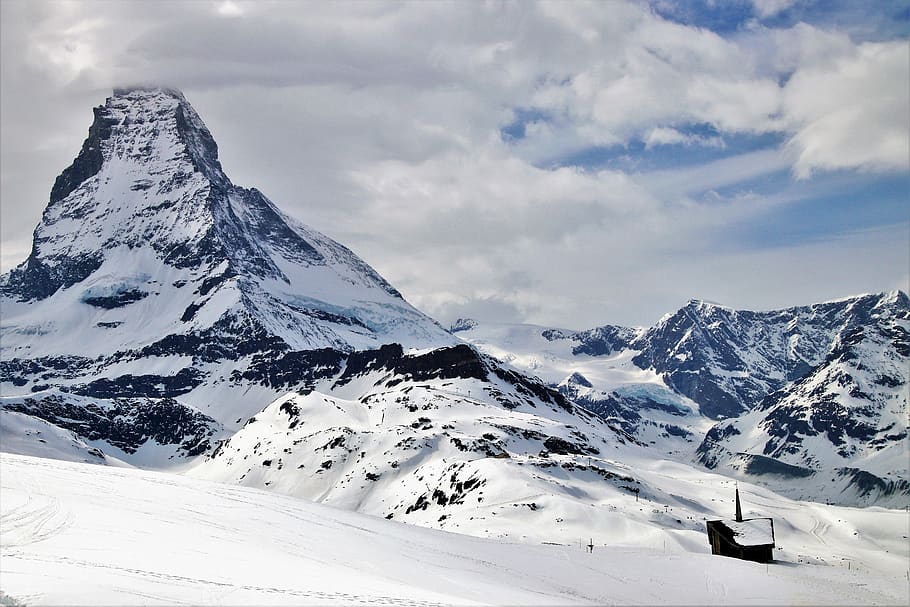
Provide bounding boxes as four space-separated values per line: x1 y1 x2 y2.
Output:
452 290 909 505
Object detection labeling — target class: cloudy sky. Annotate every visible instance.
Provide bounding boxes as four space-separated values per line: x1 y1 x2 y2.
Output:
1 0 908 328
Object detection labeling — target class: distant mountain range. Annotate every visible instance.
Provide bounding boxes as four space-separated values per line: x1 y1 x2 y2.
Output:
1 87 905 518
453 291 909 506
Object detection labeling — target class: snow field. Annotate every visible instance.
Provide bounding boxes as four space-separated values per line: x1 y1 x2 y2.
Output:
2 453 908 606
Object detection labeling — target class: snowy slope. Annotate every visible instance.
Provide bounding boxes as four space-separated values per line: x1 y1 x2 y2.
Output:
0 408 110 465
3 453 908 606
188 343 654 537
450 320 718 459
0 390 220 468
187 343 908 564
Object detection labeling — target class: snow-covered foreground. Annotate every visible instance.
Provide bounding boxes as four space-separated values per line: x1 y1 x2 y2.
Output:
2 454 907 606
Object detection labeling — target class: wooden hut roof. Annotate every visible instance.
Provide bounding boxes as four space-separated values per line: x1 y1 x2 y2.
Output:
719 518 774 546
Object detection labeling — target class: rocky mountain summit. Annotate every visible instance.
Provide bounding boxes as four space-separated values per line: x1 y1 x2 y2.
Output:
2 87 451 354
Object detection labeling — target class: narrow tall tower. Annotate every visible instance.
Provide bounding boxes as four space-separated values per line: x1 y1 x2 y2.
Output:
734 484 743 522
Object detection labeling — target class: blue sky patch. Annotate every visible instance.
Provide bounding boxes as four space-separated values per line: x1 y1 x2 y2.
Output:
545 129 786 174
649 0 755 34
500 108 552 142
711 172 910 251
650 0 910 40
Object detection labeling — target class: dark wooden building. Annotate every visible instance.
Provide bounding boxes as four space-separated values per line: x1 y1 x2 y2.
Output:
706 487 775 563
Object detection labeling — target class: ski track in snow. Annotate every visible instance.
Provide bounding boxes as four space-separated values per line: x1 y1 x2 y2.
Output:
0 477 71 549
0 455 453 606
809 516 829 546
7 551 445 607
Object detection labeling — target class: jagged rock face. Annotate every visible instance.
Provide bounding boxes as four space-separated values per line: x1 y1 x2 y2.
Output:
696 293 910 506
0 87 456 448
3 393 220 459
449 318 478 333
6 88 221 300
563 325 639 357
630 293 909 420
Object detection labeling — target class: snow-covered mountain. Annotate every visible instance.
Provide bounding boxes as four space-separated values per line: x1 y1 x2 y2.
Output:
449 320 706 457
453 292 909 506
0 89 652 534
696 293 910 506
1 87 457 462
631 294 909 420
2 88 449 355
188 342 675 534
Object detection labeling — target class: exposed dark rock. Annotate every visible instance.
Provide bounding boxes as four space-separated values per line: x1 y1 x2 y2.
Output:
141 313 290 363
663 424 691 438
395 344 488 383
570 325 637 356
2 251 104 302
238 348 345 389
72 368 203 398
4 394 218 456
739 454 815 478
83 288 148 309
449 318 478 333
198 268 237 296
543 436 598 456
565 372 592 388
493 365 573 413
50 103 117 204
335 344 405 386
333 343 490 388
837 467 910 498
0 356 98 386
181 301 204 322
449 436 507 458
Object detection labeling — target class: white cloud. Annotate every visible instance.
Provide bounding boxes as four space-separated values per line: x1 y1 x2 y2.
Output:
215 1 244 18
783 40 910 178
751 0 799 19
643 127 725 149
523 13 786 149
636 148 791 198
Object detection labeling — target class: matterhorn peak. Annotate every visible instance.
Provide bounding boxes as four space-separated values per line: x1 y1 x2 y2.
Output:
49 86 226 208
112 85 186 98
1 87 452 353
